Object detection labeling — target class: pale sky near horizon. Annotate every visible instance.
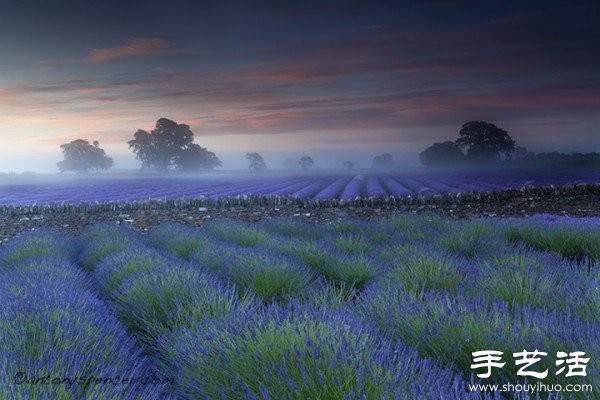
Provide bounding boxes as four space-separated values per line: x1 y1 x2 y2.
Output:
1 0 599 172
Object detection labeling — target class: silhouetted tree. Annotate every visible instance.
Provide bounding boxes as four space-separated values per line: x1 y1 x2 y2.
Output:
57 139 113 173
372 153 394 168
455 121 515 162
246 152 267 171
512 146 531 160
175 143 222 171
299 156 314 170
419 141 465 166
128 118 220 171
343 161 354 170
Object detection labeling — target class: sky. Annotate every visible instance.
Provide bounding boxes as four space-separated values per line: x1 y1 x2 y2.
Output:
0 0 599 172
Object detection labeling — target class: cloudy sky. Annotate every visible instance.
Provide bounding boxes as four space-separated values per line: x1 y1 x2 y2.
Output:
1 0 599 171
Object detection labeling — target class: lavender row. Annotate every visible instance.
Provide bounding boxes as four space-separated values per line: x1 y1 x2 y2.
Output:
0 230 168 399
2 170 598 206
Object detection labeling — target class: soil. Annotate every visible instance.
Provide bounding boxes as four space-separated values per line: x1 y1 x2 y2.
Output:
1 184 598 243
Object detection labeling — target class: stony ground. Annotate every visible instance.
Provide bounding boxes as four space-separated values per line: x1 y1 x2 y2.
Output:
1 184 598 243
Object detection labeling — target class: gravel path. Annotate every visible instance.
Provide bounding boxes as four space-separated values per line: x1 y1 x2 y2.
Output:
1 184 598 243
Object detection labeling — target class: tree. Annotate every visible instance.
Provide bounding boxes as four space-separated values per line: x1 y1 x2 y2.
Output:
455 121 515 162
57 139 113 173
246 152 267 171
372 153 394 168
343 161 354 170
512 146 531 160
419 141 465 166
299 156 314 170
174 143 222 171
128 118 221 171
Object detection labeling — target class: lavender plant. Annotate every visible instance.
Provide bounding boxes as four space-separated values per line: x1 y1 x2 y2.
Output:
94 247 175 298
155 303 480 400
439 220 505 258
263 218 325 240
386 249 465 294
114 265 246 342
506 217 600 263
148 223 207 260
359 286 599 399
203 220 269 247
78 223 143 270
0 228 76 268
472 250 586 312
0 257 168 399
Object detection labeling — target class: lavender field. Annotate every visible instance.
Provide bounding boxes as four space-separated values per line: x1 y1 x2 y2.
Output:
1 169 599 206
1 215 598 399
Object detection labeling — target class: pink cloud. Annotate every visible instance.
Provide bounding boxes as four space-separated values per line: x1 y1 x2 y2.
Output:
87 38 177 63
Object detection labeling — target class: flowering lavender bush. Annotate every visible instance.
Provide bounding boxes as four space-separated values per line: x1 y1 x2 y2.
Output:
2 215 598 399
94 247 175 298
203 220 269 247
263 218 325 240
505 217 600 262
439 220 506 258
384 247 465 294
0 257 167 399
359 287 599 398
339 174 365 200
279 241 379 291
78 223 143 270
0 229 76 268
114 266 241 342
334 232 375 254
366 175 388 197
155 303 480 400
313 175 353 200
148 223 208 260
383 213 452 240
378 174 412 196
235 250 314 301
471 250 588 312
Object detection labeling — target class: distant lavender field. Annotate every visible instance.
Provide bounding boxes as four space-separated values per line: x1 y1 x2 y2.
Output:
0 169 598 206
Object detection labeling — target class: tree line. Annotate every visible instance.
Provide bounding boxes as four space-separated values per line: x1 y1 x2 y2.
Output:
57 118 599 173
58 118 328 173
57 117 400 173
418 120 600 168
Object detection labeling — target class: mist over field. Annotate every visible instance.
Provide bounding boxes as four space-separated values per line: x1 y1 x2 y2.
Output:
1 1 599 175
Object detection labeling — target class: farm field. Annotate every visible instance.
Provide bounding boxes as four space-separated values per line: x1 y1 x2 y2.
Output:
1 214 598 399
1 169 599 206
